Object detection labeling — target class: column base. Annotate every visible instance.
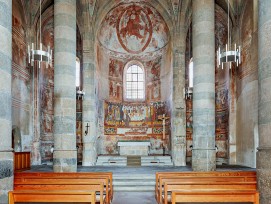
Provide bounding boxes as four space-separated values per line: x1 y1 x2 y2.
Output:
192 148 216 171
257 147 271 204
82 142 97 166
53 150 77 172
0 151 13 203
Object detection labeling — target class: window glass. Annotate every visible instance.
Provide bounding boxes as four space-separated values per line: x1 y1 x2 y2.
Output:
76 58 80 87
125 64 144 100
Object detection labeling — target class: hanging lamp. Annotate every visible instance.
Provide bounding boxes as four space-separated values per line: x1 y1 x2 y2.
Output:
217 0 241 69
28 0 52 68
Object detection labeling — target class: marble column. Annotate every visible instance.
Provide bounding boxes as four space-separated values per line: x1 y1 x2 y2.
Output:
171 27 186 166
53 0 77 172
0 0 13 202
192 0 216 171
257 0 271 203
82 36 97 166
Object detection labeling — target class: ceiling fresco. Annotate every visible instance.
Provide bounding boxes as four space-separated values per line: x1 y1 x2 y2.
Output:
98 2 170 55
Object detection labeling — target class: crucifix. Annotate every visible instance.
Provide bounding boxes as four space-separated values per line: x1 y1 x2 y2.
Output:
85 122 90 136
158 114 170 140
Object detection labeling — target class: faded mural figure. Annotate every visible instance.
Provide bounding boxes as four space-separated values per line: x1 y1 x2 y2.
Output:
117 5 153 53
120 8 148 42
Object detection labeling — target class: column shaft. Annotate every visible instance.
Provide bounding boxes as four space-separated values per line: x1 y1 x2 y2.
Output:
82 45 97 166
0 0 13 203
192 0 216 171
171 27 186 166
257 0 271 203
53 0 77 172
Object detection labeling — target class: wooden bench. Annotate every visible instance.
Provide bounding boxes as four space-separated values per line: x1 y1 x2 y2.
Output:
158 175 256 203
172 190 259 204
15 172 113 202
162 181 258 204
155 171 257 204
9 190 96 204
14 173 111 204
14 152 31 172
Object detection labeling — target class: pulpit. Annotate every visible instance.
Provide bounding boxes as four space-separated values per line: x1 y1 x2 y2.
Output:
118 140 151 156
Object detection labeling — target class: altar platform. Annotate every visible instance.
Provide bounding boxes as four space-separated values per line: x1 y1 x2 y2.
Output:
96 155 173 166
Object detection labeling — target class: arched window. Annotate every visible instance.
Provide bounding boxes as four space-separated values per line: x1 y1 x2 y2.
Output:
189 59 193 88
76 57 80 87
124 62 145 101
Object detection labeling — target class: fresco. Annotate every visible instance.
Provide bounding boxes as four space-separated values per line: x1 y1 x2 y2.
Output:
109 59 123 102
104 101 170 137
238 2 256 80
98 2 169 55
145 56 161 81
12 13 31 139
107 56 163 103
117 4 153 54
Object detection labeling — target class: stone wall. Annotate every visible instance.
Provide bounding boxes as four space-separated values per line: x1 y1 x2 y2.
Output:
12 0 32 153
236 1 258 168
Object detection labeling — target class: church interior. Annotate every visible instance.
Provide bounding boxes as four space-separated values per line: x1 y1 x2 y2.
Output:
0 0 270 203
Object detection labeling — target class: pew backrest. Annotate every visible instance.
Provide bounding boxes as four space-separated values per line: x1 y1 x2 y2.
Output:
8 190 96 204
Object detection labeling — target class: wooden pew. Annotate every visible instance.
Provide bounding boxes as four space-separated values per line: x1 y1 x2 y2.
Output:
14 175 107 204
158 175 256 203
163 181 258 204
9 190 96 204
14 172 113 203
155 171 256 202
171 190 259 204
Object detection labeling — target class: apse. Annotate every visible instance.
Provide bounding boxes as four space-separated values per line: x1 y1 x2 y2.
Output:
95 2 172 155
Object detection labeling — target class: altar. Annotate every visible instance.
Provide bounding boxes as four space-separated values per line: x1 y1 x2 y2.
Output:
118 140 151 156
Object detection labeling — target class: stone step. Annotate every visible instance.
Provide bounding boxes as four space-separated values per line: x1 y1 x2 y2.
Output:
113 186 155 192
96 163 127 166
113 181 156 186
141 163 173 166
141 156 172 160
114 174 155 180
113 173 155 192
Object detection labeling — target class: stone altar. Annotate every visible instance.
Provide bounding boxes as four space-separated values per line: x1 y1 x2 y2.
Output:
118 141 151 156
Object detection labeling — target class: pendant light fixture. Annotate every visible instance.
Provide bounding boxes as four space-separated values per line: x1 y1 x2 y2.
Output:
28 0 52 68
217 0 241 69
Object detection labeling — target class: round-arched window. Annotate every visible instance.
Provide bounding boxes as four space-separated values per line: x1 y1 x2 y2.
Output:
124 62 145 101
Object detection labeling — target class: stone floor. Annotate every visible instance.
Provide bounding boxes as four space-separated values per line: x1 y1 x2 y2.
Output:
30 164 254 173
112 192 157 204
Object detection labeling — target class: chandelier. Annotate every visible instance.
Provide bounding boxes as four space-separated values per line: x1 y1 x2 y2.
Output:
76 89 85 100
28 0 52 68
217 0 241 69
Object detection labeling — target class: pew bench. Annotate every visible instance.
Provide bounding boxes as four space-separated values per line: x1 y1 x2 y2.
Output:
171 190 259 204
8 190 96 204
15 172 113 202
158 175 256 203
155 171 256 202
155 171 256 201
162 181 258 204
